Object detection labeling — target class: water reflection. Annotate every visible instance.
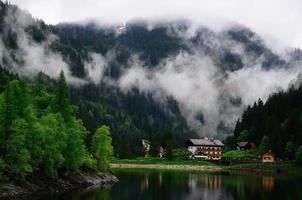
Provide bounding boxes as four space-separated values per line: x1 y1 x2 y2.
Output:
46 170 302 200
187 174 231 200
262 176 274 191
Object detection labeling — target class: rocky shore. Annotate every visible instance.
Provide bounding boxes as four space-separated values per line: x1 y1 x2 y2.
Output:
0 171 118 199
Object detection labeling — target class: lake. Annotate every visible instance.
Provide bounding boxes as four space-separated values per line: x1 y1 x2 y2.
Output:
43 169 302 200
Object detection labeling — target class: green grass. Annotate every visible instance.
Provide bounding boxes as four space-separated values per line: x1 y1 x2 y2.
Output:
111 157 217 166
226 161 302 174
223 150 257 158
111 157 302 174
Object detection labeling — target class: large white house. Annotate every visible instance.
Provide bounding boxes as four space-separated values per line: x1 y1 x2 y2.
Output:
187 138 224 160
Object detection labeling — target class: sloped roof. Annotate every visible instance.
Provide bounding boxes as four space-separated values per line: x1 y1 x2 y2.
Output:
188 138 224 146
237 142 249 147
261 151 275 157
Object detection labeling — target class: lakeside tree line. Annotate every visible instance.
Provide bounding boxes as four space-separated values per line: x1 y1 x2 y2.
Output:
0 71 113 178
227 85 302 161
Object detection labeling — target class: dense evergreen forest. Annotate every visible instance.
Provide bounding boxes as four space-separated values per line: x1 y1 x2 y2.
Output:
1 1 302 161
0 1 195 157
0 71 113 178
227 85 302 159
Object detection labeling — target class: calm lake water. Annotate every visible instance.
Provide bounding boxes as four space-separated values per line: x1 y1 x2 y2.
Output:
43 169 302 200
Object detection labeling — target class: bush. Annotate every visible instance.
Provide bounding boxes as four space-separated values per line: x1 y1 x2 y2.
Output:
82 154 97 170
172 148 191 160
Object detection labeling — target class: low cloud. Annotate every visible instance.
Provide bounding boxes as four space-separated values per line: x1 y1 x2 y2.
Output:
11 0 302 49
0 4 89 84
84 53 108 84
118 51 301 137
2 2 302 138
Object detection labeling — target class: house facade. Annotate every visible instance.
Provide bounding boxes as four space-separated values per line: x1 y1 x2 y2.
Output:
261 151 276 163
142 139 151 158
187 138 224 160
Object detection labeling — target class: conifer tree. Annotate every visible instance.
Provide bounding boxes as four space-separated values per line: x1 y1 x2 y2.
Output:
53 70 72 121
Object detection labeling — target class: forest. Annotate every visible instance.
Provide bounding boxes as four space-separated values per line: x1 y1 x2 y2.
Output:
227 85 302 161
0 71 113 178
1 0 302 163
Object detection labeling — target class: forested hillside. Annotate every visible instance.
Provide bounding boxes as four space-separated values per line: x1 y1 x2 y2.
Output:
1 1 302 159
0 71 115 179
228 85 302 158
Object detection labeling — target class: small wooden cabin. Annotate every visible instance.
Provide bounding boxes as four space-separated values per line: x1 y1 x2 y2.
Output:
261 151 276 163
237 142 257 150
237 142 252 150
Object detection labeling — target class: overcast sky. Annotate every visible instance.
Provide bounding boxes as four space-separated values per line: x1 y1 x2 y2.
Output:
10 0 302 48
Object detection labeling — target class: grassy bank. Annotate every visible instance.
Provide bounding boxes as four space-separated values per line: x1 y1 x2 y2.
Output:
111 157 216 166
111 158 302 174
226 161 302 174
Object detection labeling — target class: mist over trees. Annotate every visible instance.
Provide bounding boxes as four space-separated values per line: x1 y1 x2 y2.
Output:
1 0 302 160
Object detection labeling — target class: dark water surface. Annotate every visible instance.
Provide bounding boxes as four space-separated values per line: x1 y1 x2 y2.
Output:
45 169 302 200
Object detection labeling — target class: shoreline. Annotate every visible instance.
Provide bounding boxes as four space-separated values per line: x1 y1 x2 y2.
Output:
111 162 302 174
110 163 223 171
0 171 118 199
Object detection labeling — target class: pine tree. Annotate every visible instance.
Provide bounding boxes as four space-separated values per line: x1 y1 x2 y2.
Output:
32 72 52 117
53 71 72 121
0 80 29 141
258 135 270 155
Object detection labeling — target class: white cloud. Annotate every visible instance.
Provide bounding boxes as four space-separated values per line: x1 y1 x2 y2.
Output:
84 53 107 84
118 51 301 137
10 0 302 48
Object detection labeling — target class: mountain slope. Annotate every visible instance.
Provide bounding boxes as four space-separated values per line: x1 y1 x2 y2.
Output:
0 1 301 157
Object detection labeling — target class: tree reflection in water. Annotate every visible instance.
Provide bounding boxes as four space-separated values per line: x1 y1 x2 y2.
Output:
44 170 302 200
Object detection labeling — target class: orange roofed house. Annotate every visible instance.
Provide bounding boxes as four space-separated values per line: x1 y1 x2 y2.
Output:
261 151 276 163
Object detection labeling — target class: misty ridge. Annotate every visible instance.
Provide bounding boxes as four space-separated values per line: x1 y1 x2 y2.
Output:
1 1 302 140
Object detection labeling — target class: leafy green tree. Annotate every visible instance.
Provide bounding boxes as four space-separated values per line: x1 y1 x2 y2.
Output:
163 131 175 160
6 119 32 177
92 125 113 171
0 74 102 179
37 114 66 177
0 80 27 139
0 80 30 160
63 118 88 170
237 130 250 142
285 137 296 159
258 135 270 155
295 146 302 165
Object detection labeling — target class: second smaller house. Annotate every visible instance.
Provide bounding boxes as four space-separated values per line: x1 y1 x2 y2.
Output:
142 139 151 158
261 151 276 163
237 142 252 151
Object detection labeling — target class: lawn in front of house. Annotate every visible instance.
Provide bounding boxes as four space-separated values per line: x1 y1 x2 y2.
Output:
111 157 217 166
222 150 258 159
